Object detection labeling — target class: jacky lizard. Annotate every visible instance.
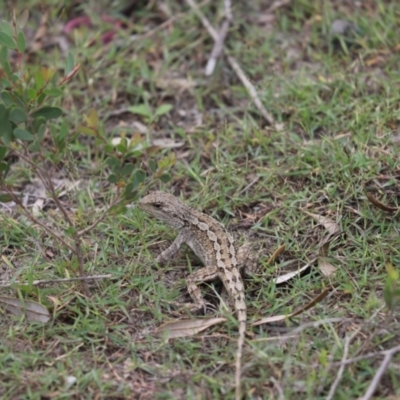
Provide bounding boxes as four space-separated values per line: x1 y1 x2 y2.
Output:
139 191 248 400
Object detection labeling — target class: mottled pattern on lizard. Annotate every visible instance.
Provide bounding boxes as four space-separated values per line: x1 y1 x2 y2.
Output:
139 191 247 400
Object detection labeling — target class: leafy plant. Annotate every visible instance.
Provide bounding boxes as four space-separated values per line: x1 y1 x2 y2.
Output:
0 10 173 298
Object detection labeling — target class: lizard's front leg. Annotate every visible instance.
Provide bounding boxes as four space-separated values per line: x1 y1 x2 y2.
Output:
155 232 187 264
185 266 219 312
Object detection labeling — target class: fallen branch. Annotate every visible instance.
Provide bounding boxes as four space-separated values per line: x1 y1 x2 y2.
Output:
0 274 113 288
186 0 274 124
359 344 400 400
326 336 350 400
205 0 232 76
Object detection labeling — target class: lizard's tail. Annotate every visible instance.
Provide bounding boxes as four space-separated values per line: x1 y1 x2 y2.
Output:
235 318 246 400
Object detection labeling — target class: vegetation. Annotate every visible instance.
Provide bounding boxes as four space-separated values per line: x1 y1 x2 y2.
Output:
0 1 400 399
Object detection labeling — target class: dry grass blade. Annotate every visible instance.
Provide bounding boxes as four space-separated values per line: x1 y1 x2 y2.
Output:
273 260 314 284
304 211 340 235
155 317 226 339
252 288 330 326
365 191 398 212
266 244 286 265
0 296 50 323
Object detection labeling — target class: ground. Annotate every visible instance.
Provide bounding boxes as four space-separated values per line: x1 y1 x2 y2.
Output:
1 0 400 399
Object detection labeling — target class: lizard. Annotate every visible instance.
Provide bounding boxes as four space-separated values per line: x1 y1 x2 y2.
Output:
138 191 250 400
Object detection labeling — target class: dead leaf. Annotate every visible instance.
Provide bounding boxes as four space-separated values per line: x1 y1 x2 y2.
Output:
252 288 330 326
152 139 185 149
32 198 44 216
266 244 285 265
303 211 340 235
319 258 337 277
0 296 50 323
155 317 226 339
273 260 315 284
365 191 398 212
317 234 339 277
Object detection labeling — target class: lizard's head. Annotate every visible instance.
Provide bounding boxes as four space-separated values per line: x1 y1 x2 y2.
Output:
138 191 188 228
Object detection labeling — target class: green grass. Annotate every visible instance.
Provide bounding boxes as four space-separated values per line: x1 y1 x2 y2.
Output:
1 0 400 398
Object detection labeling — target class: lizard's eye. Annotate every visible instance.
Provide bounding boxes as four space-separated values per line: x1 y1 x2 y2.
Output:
153 203 162 209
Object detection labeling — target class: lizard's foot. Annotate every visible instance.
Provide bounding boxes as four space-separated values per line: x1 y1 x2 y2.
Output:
169 300 216 315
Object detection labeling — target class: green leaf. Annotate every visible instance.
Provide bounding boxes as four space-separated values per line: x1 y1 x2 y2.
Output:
0 161 8 173
9 107 27 123
0 78 10 88
57 122 68 142
33 116 45 133
107 174 118 184
128 104 152 118
17 9 29 29
124 190 138 201
0 103 6 118
121 163 135 177
77 125 96 135
116 139 127 153
37 124 46 141
32 106 62 120
66 52 74 75
37 93 46 105
0 193 12 202
34 69 44 90
0 47 11 78
0 31 15 49
17 31 25 53
28 140 41 152
0 21 13 37
124 182 134 195
155 104 173 117
27 88 37 100
14 127 34 141
105 156 120 170
0 120 12 145
132 169 146 189
1 91 13 106
43 88 62 97
0 106 12 144
149 159 157 173
0 146 6 160
159 173 171 183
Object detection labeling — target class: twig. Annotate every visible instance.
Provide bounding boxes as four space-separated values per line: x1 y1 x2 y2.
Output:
185 0 274 124
315 305 385 397
270 376 285 400
0 274 113 288
332 345 400 367
205 18 230 76
38 166 89 296
205 0 232 76
3 186 75 253
77 194 122 237
360 344 400 400
238 176 259 195
326 336 350 400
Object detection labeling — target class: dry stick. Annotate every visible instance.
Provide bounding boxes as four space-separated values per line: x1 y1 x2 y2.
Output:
205 0 232 76
333 345 400 367
10 147 90 296
77 194 122 237
326 336 350 400
324 305 385 399
34 165 89 296
360 344 400 400
185 0 274 124
0 274 113 288
205 18 230 76
3 186 75 253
